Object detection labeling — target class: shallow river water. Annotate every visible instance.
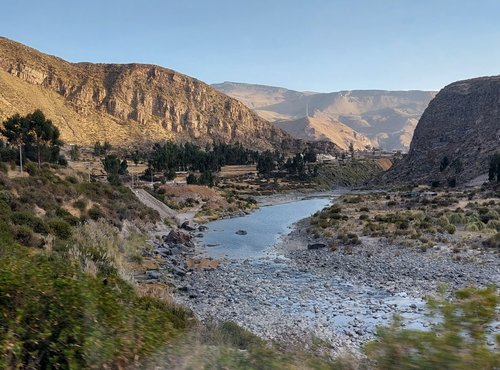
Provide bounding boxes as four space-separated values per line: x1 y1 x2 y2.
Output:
199 197 331 259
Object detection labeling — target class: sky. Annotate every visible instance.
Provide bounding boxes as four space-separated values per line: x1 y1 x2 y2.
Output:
2 0 500 92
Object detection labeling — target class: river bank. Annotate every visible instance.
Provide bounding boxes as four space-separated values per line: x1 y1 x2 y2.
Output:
166 192 500 357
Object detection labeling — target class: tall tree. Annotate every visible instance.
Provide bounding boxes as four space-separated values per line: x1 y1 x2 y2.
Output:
26 110 62 167
1 113 30 173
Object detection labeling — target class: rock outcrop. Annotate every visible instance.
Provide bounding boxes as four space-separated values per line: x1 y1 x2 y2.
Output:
0 37 291 149
380 76 500 185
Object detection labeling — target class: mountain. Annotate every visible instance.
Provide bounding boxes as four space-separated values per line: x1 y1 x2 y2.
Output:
213 82 436 151
380 75 500 185
0 37 291 150
274 115 372 150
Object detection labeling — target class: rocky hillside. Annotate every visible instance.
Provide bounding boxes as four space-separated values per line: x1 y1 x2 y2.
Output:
0 37 291 149
380 76 500 185
274 115 372 150
213 82 436 151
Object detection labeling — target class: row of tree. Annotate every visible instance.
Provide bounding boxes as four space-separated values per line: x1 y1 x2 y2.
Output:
0 111 320 186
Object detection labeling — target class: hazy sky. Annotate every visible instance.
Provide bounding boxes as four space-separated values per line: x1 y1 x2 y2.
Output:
2 0 500 92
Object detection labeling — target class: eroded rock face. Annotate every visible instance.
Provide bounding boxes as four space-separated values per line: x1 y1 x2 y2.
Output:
382 76 500 185
0 37 291 149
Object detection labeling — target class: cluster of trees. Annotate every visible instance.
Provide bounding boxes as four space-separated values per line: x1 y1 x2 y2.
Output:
186 171 214 187
144 141 259 175
93 141 112 156
256 148 317 177
139 141 319 184
0 110 64 169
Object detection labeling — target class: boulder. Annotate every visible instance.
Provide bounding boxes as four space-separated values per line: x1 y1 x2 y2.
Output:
235 229 247 235
164 229 191 244
180 221 196 231
146 270 161 280
307 243 327 250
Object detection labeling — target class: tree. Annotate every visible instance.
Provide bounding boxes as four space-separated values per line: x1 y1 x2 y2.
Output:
348 142 355 158
164 168 176 181
1 110 62 171
93 141 112 156
489 152 500 182
102 154 127 186
1 114 29 173
25 110 62 168
303 148 317 163
257 150 275 176
440 156 450 172
69 145 80 161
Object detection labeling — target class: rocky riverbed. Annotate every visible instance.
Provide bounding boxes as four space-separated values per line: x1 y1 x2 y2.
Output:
146 201 500 356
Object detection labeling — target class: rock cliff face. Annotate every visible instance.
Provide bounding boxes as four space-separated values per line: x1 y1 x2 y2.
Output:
381 76 500 185
0 37 291 149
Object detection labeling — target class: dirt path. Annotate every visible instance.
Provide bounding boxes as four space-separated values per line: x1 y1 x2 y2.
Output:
130 188 176 219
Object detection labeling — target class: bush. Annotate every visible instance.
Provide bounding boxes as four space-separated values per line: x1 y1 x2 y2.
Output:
14 224 37 246
11 211 48 234
447 212 465 225
47 219 72 239
0 244 190 369
445 224 456 234
73 199 87 212
366 286 500 370
88 205 104 220
487 219 500 232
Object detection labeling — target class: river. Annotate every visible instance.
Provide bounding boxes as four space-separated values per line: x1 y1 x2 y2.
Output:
198 197 332 259
172 194 498 355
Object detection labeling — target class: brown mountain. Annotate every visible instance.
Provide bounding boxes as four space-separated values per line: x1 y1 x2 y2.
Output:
274 115 372 150
380 75 500 185
213 82 436 151
0 37 291 149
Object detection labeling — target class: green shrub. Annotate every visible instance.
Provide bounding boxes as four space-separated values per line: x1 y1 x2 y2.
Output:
487 219 500 232
47 219 72 239
465 221 484 232
11 211 48 234
0 245 190 369
436 215 450 228
366 286 500 370
445 224 456 234
329 204 342 214
447 212 465 225
73 199 87 212
88 205 104 220
14 224 37 246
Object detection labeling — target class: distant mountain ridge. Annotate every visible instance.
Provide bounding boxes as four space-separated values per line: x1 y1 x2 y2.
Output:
213 81 436 151
0 37 292 150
